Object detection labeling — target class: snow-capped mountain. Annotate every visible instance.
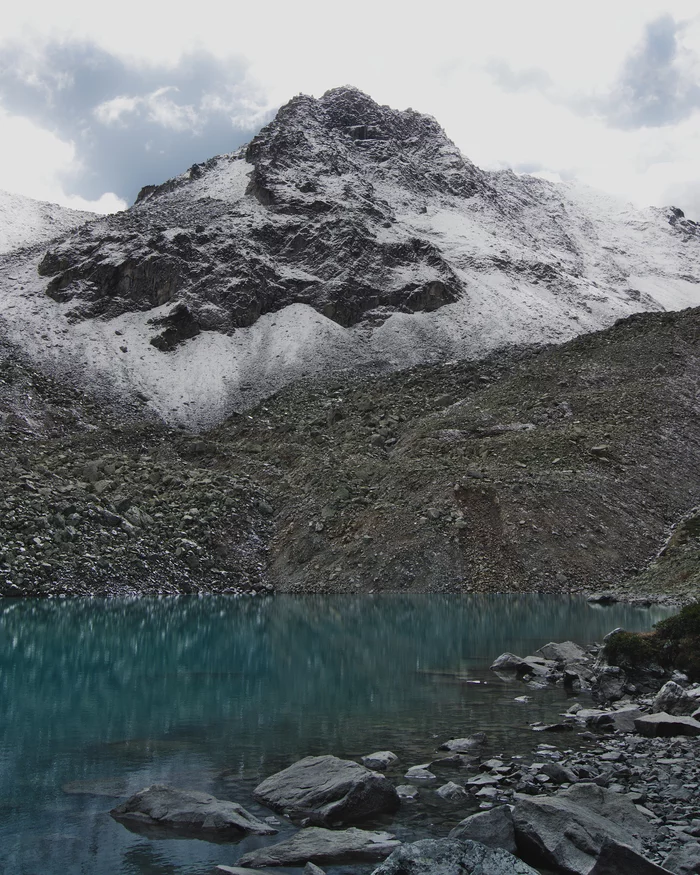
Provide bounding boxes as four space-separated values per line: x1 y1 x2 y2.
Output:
1 86 699 427
0 190 94 256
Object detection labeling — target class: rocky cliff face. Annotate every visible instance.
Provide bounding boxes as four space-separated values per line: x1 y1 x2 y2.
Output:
36 87 485 331
2 86 700 427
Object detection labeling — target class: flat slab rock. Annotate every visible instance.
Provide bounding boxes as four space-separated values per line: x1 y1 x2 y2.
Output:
635 712 700 737
110 785 278 838
238 827 400 867
370 838 538 875
253 755 400 825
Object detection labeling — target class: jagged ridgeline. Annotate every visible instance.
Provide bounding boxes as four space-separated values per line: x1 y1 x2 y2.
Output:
2 85 699 430
37 87 483 339
34 85 700 353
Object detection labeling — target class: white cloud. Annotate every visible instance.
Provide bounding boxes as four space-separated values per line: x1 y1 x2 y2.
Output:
93 95 140 125
3 0 700 215
0 107 126 213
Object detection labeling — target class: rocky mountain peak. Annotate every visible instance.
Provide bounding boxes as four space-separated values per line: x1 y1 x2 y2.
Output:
3 87 700 428
244 85 482 204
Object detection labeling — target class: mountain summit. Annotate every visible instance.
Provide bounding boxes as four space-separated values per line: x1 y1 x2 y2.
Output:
1 86 700 426
37 86 485 332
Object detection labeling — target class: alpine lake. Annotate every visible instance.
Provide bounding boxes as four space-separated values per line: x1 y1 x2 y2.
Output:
0 594 673 875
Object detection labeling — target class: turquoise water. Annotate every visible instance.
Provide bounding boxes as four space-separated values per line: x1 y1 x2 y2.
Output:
0 594 671 875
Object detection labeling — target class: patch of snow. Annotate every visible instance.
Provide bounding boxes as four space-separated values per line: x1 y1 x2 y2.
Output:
0 190 95 255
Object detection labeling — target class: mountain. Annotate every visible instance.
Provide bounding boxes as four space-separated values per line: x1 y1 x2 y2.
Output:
1 86 700 429
0 190 94 256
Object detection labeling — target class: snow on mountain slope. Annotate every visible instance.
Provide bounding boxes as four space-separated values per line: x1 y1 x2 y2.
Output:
0 190 95 255
0 86 699 429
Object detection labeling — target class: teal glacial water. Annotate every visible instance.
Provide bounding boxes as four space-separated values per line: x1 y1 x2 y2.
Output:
0 594 672 875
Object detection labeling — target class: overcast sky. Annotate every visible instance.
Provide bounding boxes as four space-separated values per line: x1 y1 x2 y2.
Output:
2 0 700 216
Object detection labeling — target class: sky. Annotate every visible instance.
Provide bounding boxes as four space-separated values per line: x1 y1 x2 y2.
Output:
2 0 700 216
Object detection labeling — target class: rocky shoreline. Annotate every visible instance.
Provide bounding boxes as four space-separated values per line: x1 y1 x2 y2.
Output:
88 630 700 875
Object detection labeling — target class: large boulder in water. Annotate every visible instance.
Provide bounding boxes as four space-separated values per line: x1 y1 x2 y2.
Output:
253 755 400 825
512 783 652 875
371 838 539 875
238 826 400 867
110 784 277 838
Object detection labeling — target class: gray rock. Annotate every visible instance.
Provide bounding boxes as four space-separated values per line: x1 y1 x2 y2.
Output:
589 838 674 875
362 751 399 771
304 863 327 875
512 783 652 875
436 781 468 801
575 705 641 733
396 785 419 802
110 785 277 837
653 681 695 716
404 765 437 780
448 806 517 854
253 755 400 825
593 666 627 704
537 762 577 785
536 641 589 664
371 838 538 875
663 842 700 875
634 713 700 737
438 733 487 752
491 653 528 673
238 827 400 867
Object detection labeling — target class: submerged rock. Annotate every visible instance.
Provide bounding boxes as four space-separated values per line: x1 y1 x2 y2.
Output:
253 755 400 825
238 826 400 867
110 784 277 838
371 838 538 875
